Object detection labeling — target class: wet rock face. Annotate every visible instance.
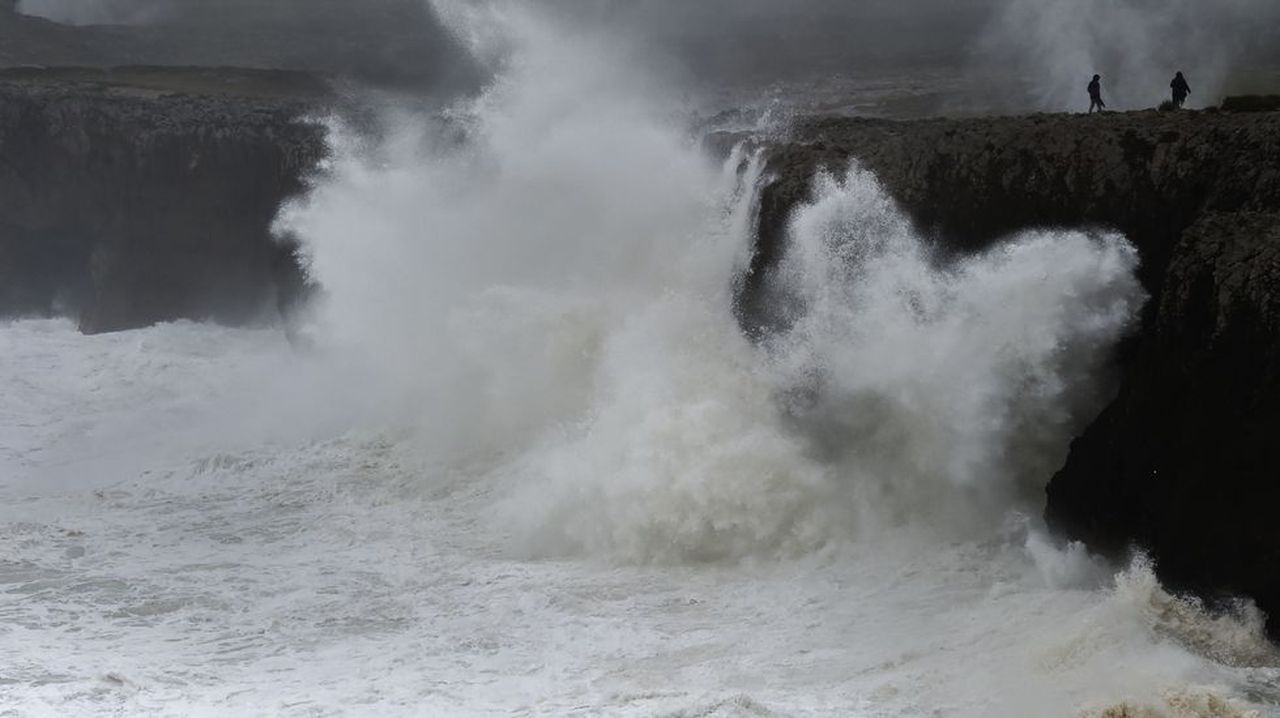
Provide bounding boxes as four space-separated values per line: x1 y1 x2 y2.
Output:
1048 211 1280 632
0 77 327 332
752 110 1280 634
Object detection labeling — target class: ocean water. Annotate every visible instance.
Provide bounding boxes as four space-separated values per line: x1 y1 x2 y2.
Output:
3 318 1278 716
4 4 1280 717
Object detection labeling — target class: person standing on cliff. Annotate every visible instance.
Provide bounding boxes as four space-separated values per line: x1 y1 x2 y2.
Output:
1171 72 1191 109
1088 74 1106 113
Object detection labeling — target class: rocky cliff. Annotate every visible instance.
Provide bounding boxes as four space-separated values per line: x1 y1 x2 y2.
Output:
748 109 1280 634
0 69 328 332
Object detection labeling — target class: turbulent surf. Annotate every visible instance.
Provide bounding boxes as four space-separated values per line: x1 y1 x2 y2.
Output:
2 3 1278 716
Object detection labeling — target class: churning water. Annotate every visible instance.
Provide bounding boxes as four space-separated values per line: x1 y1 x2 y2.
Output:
3 4 1279 717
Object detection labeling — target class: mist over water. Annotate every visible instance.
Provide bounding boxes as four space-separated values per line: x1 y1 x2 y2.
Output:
15 0 1277 113
278 8 1276 713
5 1 1280 715
766 167 1141 536
280 2 1145 563
17 0 162 25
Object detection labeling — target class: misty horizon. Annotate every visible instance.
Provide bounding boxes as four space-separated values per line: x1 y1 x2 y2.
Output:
8 0 1280 110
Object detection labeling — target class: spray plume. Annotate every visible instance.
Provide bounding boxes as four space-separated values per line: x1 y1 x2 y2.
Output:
976 0 1280 111
274 2 1146 562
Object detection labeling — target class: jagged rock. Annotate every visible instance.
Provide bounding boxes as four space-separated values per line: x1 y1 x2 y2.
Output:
1047 211 1280 630
750 109 1280 634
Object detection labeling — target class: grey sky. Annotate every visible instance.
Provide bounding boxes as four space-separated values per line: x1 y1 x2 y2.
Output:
14 0 1280 105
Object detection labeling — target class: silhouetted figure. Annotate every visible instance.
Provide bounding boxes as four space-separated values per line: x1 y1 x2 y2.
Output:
1087 75 1105 113
1171 71 1191 109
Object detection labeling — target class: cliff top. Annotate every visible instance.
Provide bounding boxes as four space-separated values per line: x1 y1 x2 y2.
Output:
760 107 1280 222
738 105 1280 334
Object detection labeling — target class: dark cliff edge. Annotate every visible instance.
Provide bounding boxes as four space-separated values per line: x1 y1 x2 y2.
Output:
0 68 329 332
744 110 1280 635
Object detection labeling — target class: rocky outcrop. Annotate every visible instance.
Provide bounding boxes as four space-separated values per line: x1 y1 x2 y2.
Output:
1049 210 1280 629
749 109 1280 633
0 70 328 332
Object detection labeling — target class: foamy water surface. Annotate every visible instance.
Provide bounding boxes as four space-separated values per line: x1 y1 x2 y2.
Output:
2 320 1277 717
5 3 1280 715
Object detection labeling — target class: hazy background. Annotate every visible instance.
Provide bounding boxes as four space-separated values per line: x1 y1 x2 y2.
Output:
6 0 1280 110
6 0 479 88
972 0 1280 111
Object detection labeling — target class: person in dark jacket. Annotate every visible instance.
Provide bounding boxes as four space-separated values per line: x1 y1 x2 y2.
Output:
1171 71 1191 109
1088 74 1105 113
